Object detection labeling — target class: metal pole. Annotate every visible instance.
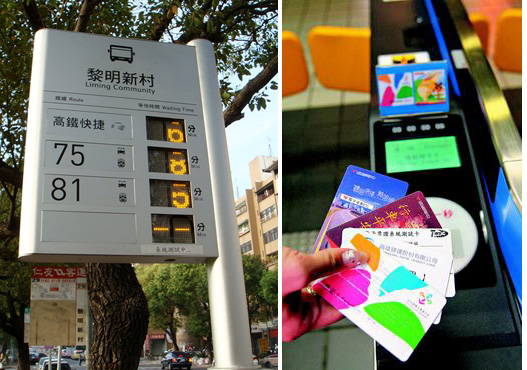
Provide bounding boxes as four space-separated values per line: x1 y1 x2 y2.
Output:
86 297 92 370
48 348 52 370
57 345 62 369
187 39 259 370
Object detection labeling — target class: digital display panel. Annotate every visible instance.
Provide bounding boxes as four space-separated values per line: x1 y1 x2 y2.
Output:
146 117 186 143
150 180 192 208
148 147 189 175
385 136 461 173
152 214 194 243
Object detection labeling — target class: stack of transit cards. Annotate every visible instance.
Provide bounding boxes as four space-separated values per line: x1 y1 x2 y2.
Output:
312 166 455 361
312 234 447 362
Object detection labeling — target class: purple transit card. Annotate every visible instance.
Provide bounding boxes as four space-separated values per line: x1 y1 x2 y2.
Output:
325 191 442 248
312 165 409 253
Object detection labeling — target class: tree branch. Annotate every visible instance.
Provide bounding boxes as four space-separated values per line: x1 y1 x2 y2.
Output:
148 3 177 41
223 1 278 20
20 0 45 32
0 221 19 244
176 0 277 44
0 160 22 188
152 0 218 42
74 0 104 32
222 54 277 127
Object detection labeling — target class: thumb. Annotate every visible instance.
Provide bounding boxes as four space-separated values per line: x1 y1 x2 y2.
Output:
304 248 368 279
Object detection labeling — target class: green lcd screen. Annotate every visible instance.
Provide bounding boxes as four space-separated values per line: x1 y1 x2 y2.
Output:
385 136 461 173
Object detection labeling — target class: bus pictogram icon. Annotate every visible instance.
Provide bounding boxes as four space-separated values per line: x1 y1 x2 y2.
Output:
108 45 135 63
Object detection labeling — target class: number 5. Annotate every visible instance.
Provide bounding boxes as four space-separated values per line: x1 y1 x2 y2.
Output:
71 144 85 166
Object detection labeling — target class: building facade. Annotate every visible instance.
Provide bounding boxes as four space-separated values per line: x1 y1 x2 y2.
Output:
235 156 278 268
235 156 279 354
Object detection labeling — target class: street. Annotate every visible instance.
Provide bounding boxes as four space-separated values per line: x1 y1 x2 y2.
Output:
24 359 276 369
26 359 210 370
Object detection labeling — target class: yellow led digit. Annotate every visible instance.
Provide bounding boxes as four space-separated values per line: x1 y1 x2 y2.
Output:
171 191 190 208
146 117 186 143
167 128 184 143
171 183 191 208
170 157 188 175
150 180 192 208
167 121 185 143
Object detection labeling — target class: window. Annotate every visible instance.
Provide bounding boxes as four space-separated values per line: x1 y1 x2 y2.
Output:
260 204 277 222
240 241 252 254
257 184 274 202
238 221 249 236
235 202 247 216
263 227 278 244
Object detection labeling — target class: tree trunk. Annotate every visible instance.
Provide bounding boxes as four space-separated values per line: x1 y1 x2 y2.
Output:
167 328 179 351
15 340 29 370
206 334 213 361
87 263 149 370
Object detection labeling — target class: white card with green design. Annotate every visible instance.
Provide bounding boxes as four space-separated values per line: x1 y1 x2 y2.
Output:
311 233 446 362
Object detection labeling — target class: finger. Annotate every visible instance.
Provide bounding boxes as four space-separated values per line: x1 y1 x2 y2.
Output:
282 247 368 297
304 248 368 279
311 301 345 330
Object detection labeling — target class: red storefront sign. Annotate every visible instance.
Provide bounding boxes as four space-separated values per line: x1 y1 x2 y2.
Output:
149 334 165 340
32 266 86 279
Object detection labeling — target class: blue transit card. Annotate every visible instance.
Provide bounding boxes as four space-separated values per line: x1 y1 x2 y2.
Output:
376 61 449 117
313 165 409 253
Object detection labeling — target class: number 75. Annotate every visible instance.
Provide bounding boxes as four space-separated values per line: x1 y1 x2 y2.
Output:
54 143 85 166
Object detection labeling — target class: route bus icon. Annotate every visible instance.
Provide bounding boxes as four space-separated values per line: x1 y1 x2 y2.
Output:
108 45 134 63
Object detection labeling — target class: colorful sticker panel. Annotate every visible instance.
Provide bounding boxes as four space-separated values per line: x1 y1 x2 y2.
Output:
376 61 449 117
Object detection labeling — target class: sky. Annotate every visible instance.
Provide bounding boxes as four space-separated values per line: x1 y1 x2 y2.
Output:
225 87 279 199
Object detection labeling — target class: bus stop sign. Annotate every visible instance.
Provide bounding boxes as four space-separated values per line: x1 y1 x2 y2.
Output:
19 29 218 263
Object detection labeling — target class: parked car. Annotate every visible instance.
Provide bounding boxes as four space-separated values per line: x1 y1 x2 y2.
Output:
39 358 71 370
39 356 54 369
29 352 47 365
263 353 278 368
161 351 192 370
47 362 72 370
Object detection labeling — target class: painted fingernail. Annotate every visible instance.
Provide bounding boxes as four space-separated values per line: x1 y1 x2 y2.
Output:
342 249 369 267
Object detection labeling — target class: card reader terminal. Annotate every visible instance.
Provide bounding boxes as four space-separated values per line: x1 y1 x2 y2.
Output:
373 114 495 289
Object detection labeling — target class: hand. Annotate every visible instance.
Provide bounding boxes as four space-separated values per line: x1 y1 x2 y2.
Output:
282 246 367 342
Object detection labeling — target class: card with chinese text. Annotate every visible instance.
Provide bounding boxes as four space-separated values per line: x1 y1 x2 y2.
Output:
312 234 447 362
342 229 453 323
313 165 408 253
325 192 442 248
362 228 455 298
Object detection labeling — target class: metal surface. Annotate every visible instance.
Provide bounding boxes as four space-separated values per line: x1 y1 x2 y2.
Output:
369 1 521 367
445 0 522 212
189 39 259 370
